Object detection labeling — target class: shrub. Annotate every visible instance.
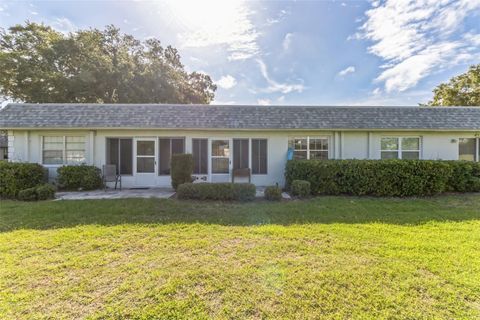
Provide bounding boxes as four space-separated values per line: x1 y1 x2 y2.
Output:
0 162 46 198
171 154 194 190
57 164 102 190
446 161 480 192
264 186 282 201
18 187 38 201
177 183 256 201
291 180 311 198
285 159 462 197
36 184 56 200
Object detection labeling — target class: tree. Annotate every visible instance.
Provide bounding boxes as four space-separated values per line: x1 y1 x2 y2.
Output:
426 64 480 106
0 22 217 104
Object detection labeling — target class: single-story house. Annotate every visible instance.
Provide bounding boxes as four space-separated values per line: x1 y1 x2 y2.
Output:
0 103 479 188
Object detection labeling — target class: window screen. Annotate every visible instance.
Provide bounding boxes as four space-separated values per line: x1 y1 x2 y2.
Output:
193 139 208 174
159 138 185 175
252 139 267 174
233 139 249 170
106 138 133 175
459 138 477 161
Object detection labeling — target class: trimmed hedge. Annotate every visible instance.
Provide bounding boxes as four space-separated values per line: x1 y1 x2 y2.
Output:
57 164 102 190
18 187 38 201
17 184 56 201
177 183 256 201
171 154 194 190
291 180 311 198
36 184 56 200
446 161 480 192
285 159 480 197
0 162 46 198
264 186 282 201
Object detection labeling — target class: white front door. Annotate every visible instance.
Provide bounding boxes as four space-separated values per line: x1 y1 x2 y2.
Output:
210 138 232 182
134 138 156 187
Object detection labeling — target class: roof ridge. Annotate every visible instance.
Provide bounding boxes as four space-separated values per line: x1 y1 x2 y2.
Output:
4 103 479 109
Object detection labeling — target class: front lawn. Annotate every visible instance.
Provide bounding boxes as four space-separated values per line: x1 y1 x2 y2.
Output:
1 195 479 319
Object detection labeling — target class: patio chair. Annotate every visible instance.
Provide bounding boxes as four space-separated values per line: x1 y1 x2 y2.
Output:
102 164 121 191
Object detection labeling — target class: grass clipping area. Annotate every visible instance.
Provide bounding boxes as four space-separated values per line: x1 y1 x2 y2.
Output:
1 195 480 319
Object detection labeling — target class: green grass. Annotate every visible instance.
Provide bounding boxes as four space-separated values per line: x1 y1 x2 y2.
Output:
1 195 480 319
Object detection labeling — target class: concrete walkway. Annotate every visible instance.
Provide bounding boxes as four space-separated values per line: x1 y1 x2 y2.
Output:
55 188 176 200
56 187 291 200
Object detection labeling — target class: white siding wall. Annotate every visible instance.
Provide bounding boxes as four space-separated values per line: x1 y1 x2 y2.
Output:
342 132 369 159
7 129 479 188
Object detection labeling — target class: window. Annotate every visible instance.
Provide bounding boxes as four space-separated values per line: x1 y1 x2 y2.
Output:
192 139 208 174
106 138 133 175
288 137 329 160
158 138 185 175
43 136 64 164
66 137 86 164
42 136 85 165
459 138 478 161
309 138 328 160
137 140 155 173
252 139 267 174
381 137 420 159
212 139 230 174
233 139 249 170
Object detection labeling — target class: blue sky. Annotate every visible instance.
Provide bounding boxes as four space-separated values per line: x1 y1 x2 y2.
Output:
1 0 479 106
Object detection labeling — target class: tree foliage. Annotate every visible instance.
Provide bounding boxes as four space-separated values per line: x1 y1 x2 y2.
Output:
426 64 480 106
0 22 216 103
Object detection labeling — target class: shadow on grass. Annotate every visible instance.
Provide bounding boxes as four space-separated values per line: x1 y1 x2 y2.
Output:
1 194 479 232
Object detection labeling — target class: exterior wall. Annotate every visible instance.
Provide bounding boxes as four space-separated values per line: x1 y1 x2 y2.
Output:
7 129 479 188
342 132 369 159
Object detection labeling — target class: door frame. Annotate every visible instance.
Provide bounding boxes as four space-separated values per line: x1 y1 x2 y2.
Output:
133 137 157 187
209 137 232 182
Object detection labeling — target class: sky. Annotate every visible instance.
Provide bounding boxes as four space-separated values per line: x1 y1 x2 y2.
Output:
0 0 479 106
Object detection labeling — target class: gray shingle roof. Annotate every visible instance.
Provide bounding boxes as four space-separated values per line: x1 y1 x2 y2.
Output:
0 103 479 130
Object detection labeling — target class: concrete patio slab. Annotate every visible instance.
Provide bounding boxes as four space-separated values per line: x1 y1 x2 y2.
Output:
255 187 291 199
55 188 175 200
55 187 290 201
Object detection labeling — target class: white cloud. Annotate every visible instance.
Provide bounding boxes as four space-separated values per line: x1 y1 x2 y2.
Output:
168 0 259 61
277 95 285 103
257 98 271 105
266 9 290 26
358 0 480 92
216 75 237 90
257 59 305 94
30 11 38 15
282 33 293 51
341 2 347 7
211 99 236 105
50 18 77 34
345 89 433 106
337 66 355 77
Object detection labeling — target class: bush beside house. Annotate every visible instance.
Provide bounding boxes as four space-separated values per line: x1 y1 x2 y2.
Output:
171 154 194 190
17 184 55 201
264 186 282 201
177 183 256 201
57 164 102 190
446 161 480 192
291 180 311 198
0 162 46 198
285 159 480 197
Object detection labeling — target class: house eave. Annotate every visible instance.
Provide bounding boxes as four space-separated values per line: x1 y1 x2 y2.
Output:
3 126 479 132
